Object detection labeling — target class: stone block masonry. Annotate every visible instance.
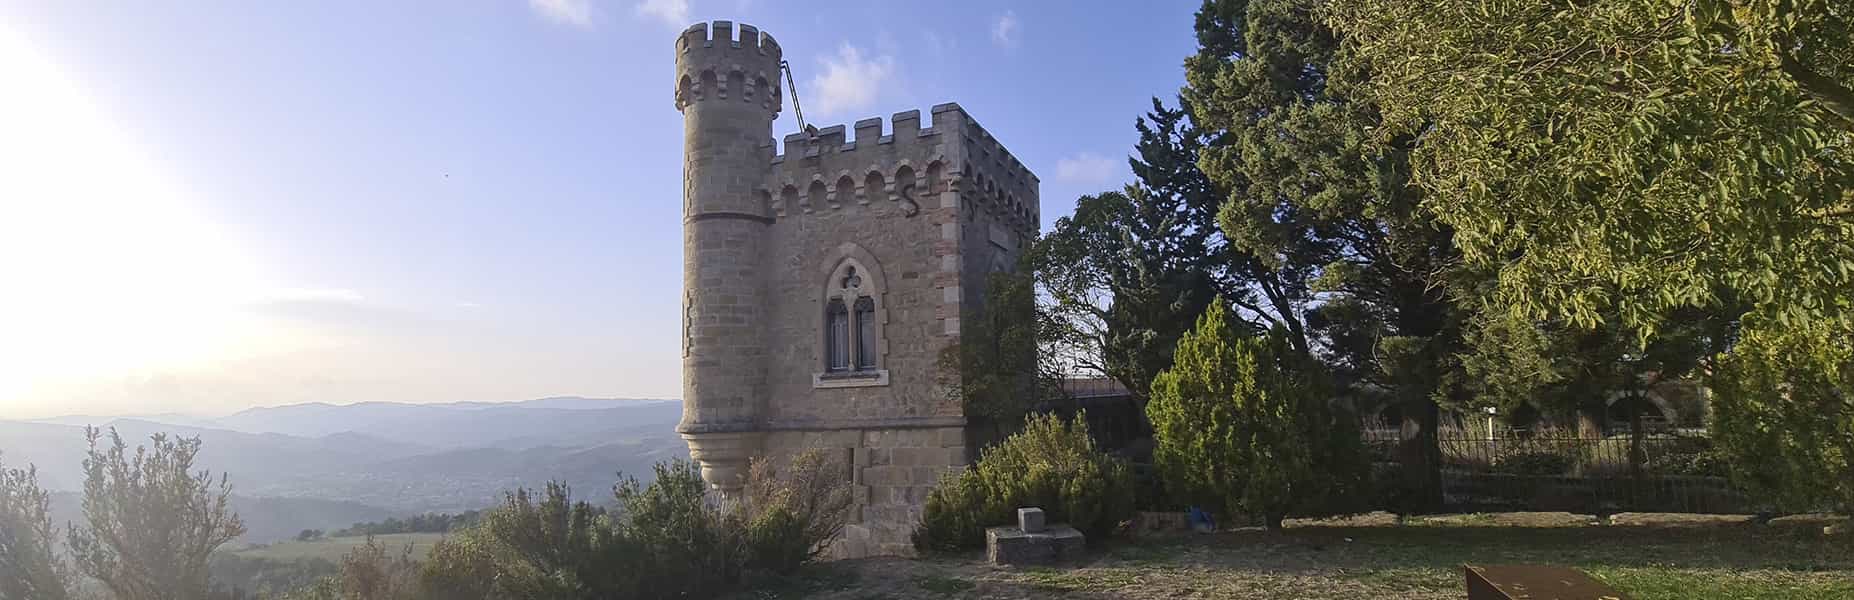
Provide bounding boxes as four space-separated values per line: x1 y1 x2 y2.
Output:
986 525 1086 566
674 19 1036 558
1017 507 1046 533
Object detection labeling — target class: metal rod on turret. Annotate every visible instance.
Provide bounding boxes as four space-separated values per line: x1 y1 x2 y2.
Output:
780 60 817 139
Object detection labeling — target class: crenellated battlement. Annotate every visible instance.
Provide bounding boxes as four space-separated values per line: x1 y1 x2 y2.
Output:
762 103 1038 237
678 19 1041 560
677 20 782 55
674 21 783 114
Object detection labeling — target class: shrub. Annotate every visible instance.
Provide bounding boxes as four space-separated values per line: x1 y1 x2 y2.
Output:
743 450 854 574
68 428 247 600
1492 451 1573 476
1147 300 1370 529
914 469 992 551
420 463 737 600
281 537 421 600
1711 316 1854 514
1 455 73 600
913 413 1136 552
208 553 337 599
1649 447 1732 477
419 481 616 600
419 454 851 600
610 461 746 600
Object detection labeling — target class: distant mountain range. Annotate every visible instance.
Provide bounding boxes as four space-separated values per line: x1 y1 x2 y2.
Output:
0 397 687 543
44 491 398 547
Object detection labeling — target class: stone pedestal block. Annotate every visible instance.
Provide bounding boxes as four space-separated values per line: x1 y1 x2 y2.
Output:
1017 507 1046 533
985 524 1085 566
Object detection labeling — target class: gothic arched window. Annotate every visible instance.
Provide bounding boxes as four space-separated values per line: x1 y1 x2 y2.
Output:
853 296 876 370
815 254 890 388
826 298 850 372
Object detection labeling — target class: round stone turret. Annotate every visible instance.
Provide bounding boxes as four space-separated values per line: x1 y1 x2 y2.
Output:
674 21 781 496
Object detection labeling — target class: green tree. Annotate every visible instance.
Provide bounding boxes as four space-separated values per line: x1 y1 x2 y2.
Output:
1325 0 1854 335
1036 100 1290 409
1325 0 1852 516
1712 315 1854 516
1147 300 1369 529
68 428 246 600
939 267 1065 437
1 454 73 600
1464 304 1736 436
1183 0 1467 510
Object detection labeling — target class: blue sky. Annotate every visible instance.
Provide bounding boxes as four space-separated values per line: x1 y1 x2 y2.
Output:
0 0 1201 419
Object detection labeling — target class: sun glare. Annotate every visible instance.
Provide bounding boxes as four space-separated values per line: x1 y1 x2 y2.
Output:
0 28 278 411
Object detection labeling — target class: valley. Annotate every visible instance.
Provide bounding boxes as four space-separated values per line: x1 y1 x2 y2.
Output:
1 397 687 543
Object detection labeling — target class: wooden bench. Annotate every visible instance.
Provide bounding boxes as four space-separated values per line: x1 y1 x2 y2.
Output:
1465 565 1627 600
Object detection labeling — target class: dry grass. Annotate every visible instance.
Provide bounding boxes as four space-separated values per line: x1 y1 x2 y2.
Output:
733 513 1854 600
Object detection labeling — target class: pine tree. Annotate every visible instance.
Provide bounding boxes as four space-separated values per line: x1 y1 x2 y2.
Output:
1182 0 1466 510
1148 300 1368 528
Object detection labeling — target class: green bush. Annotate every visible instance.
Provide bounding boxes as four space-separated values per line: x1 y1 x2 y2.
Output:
1712 316 1854 513
418 455 852 600
419 461 737 600
419 481 625 600
743 450 855 575
279 536 421 600
1146 300 1370 529
1492 451 1573 476
1649 447 1732 477
912 413 1136 552
914 470 992 551
613 461 747 599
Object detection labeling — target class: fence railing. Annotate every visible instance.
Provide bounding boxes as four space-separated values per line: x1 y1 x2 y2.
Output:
1362 430 1751 514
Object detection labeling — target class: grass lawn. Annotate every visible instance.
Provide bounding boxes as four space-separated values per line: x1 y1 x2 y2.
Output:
230 532 449 562
741 513 1854 600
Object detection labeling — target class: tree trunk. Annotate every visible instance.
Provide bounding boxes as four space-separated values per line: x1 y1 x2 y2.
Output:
1397 399 1443 514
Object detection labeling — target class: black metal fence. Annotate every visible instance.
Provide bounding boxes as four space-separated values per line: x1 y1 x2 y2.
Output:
1363 429 1753 514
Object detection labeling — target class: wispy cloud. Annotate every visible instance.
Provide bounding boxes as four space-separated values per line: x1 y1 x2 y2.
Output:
1054 153 1119 185
260 288 366 304
923 30 954 59
991 11 1019 48
809 43 896 117
635 0 690 29
529 0 594 27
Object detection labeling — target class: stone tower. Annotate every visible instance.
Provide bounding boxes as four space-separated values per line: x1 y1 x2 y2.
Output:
675 21 1039 557
674 20 783 499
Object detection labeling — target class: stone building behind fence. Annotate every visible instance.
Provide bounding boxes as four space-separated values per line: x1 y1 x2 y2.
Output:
673 20 1038 557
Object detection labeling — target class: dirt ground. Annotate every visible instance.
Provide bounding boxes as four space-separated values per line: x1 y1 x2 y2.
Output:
733 512 1853 600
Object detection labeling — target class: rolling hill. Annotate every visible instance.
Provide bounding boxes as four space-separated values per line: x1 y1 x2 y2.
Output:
206 398 683 449
1 396 688 542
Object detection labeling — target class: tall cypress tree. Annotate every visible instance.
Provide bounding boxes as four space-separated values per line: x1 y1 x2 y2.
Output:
1182 0 1466 510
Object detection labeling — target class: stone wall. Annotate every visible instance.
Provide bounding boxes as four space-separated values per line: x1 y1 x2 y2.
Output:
676 21 1038 559
760 114 956 423
761 425 967 557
